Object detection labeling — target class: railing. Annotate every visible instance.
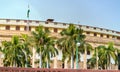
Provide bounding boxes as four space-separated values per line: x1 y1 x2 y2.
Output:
0 67 119 72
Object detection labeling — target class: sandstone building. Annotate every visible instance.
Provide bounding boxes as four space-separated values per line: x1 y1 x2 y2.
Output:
0 18 119 69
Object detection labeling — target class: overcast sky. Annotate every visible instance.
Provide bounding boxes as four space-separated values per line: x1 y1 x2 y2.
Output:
0 0 120 31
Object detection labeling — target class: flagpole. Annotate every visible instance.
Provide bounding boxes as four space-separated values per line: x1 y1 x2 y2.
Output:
27 17 29 31
27 5 30 31
25 4 30 68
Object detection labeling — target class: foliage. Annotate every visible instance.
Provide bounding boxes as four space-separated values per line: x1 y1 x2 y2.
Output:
88 42 120 69
32 25 58 68
0 34 32 67
57 24 86 68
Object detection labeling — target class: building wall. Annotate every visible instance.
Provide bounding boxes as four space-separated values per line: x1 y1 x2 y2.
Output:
0 19 119 69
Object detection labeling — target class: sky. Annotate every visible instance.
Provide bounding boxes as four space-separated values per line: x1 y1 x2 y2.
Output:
0 0 120 31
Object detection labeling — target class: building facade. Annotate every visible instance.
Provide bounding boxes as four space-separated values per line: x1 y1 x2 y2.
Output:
0 18 120 69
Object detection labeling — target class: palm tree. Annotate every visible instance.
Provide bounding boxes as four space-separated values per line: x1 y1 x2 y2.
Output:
0 41 12 67
117 48 120 70
42 37 58 68
32 25 47 68
58 24 85 69
88 47 99 69
0 35 26 67
57 37 71 68
98 42 117 69
87 54 97 69
21 34 32 67
88 42 119 70
32 25 58 68
80 41 93 69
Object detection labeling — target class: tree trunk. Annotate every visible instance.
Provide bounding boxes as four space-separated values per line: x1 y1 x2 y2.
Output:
13 60 16 67
83 46 87 69
25 52 27 68
107 56 110 70
39 54 42 68
96 48 98 70
109 59 111 70
46 59 49 68
106 55 107 69
71 52 74 69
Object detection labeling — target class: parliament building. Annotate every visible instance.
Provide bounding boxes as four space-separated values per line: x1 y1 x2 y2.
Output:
0 18 120 69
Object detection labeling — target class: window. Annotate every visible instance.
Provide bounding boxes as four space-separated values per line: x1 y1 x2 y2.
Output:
54 22 57 25
100 28 103 31
16 20 20 22
117 37 120 40
117 32 120 34
29 26 31 31
112 31 114 33
54 28 58 33
24 26 31 31
94 27 96 30
100 34 103 37
63 23 66 26
86 32 90 34
94 33 97 36
6 19 10 22
106 30 109 32
107 35 109 38
86 26 89 28
112 36 115 38
24 26 27 31
6 26 10 30
29 20 32 23
79 25 82 28
16 26 20 30
36 21 39 23
45 27 49 31
24 20 27 23
45 22 48 24
87 51 90 55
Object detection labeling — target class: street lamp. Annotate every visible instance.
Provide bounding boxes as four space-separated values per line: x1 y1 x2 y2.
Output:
76 42 80 69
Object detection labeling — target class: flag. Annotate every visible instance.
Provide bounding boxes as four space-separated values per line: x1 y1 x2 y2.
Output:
27 5 30 18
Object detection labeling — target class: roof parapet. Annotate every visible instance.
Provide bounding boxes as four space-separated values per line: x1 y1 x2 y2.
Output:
46 19 54 22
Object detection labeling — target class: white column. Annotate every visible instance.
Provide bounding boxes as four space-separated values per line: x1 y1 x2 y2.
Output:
83 47 87 69
74 62 76 69
64 58 68 69
54 56 58 68
32 47 35 68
